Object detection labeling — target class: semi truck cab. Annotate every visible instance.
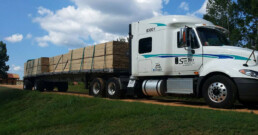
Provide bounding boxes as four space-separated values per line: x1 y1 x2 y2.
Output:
129 15 258 108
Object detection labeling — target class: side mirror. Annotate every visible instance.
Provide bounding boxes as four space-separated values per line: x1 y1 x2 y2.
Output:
179 27 191 48
179 28 187 47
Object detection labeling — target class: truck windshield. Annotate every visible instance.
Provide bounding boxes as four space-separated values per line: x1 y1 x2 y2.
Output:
196 27 229 46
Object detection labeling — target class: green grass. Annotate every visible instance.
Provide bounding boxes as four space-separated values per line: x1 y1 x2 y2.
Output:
0 87 257 135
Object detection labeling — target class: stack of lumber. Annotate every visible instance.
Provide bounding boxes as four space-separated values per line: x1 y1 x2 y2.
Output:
49 41 129 73
24 57 49 76
24 41 129 76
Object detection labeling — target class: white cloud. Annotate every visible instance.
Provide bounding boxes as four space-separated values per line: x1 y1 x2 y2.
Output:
37 41 49 47
179 2 189 11
11 65 22 71
4 34 23 43
189 0 208 16
26 33 32 39
163 0 170 5
33 0 168 47
38 6 53 16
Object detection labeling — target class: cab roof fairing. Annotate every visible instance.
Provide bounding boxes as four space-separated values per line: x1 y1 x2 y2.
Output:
133 15 214 27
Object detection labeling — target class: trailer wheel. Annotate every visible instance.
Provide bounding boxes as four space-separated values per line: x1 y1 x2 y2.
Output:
90 78 105 97
106 77 123 99
24 80 33 90
57 82 68 92
46 82 54 91
202 75 236 108
35 81 45 92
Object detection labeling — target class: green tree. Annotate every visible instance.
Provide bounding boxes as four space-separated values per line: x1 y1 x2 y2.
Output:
0 41 9 78
203 0 242 46
236 0 258 50
204 0 258 50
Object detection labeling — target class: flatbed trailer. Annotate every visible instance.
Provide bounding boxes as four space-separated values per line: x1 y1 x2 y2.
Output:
24 68 130 96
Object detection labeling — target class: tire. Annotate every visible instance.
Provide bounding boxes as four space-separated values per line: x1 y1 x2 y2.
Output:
46 82 54 91
90 78 105 97
106 77 124 99
202 75 237 108
57 82 68 92
24 80 33 90
35 81 45 92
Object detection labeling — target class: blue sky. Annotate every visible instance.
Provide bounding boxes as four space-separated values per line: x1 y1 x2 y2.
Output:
0 0 207 79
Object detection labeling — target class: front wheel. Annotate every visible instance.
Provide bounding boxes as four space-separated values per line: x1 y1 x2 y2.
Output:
202 75 237 108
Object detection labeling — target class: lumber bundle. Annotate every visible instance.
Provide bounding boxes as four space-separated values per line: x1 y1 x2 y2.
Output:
24 57 49 76
24 41 129 76
49 41 129 72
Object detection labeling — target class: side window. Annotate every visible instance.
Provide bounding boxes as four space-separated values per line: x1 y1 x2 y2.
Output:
177 29 199 49
139 37 152 54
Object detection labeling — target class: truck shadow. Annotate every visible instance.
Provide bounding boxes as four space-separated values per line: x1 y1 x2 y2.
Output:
48 91 258 110
144 98 258 110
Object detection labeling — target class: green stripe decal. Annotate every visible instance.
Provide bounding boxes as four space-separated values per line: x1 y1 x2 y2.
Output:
150 23 167 26
142 54 249 60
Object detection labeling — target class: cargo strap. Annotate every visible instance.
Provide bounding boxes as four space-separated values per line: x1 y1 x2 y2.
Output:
104 43 107 69
63 60 69 72
91 45 95 71
54 55 63 72
80 47 86 71
69 50 73 71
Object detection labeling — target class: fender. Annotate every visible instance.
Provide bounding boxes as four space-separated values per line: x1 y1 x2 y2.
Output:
199 59 254 78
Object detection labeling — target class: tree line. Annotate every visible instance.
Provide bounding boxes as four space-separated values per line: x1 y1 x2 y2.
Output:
204 0 258 50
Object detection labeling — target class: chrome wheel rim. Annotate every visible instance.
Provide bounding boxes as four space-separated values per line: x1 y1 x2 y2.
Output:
93 82 100 95
108 82 116 96
208 82 227 103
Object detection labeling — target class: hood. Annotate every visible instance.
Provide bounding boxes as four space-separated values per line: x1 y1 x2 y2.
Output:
203 46 258 63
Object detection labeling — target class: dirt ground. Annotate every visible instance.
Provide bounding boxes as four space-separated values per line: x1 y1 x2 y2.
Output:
1 84 258 115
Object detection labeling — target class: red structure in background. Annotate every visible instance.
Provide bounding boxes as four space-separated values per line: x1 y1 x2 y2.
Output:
0 73 20 85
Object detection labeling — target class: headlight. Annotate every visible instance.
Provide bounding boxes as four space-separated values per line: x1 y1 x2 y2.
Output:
239 69 258 78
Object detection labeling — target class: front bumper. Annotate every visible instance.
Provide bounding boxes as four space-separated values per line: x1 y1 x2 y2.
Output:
234 78 258 103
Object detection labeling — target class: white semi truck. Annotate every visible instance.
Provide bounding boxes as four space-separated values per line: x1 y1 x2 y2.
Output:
24 15 258 108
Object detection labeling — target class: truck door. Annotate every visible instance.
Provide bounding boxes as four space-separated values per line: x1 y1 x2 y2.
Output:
173 28 202 75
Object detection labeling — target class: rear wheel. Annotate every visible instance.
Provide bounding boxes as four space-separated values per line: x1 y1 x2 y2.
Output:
34 81 45 92
90 78 105 97
202 75 237 108
57 82 68 92
24 80 33 90
106 77 123 99
46 82 54 91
